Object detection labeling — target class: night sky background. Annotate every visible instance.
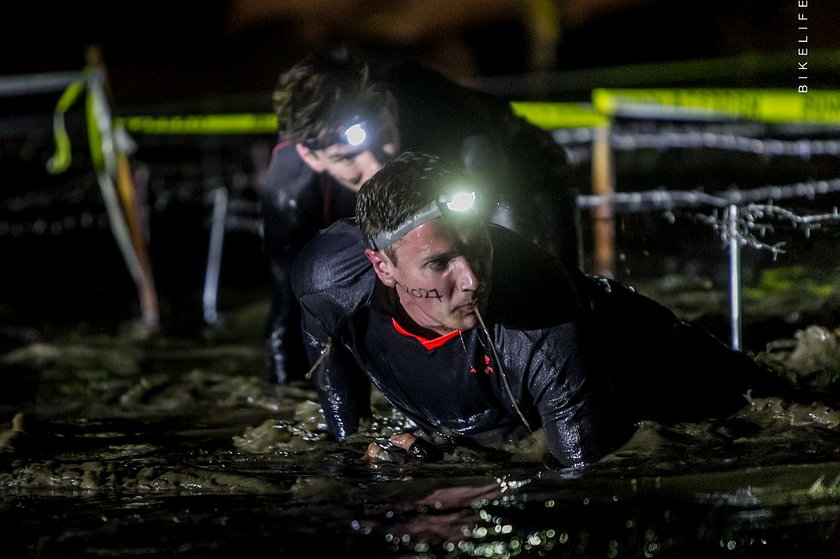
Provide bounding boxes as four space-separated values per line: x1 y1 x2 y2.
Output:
3 0 838 106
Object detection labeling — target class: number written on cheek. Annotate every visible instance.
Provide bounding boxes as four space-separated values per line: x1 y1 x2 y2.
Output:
395 282 443 300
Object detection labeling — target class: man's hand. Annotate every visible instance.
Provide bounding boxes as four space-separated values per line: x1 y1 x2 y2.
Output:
364 432 442 461
387 432 418 449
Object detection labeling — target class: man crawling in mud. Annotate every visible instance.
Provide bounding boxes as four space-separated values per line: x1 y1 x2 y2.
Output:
291 151 793 467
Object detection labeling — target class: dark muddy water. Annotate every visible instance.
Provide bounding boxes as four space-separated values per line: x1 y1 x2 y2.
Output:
3 284 840 559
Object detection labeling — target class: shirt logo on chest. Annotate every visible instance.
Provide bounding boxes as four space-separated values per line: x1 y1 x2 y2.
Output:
471 355 494 374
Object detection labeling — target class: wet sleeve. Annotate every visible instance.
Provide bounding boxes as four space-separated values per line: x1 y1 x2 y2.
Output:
292 222 376 440
261 146 321 382
303 332 372 441
523 323 631 467
297 295 372 440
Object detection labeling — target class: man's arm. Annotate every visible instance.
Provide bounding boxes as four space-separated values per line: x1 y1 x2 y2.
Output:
263 248 305 384
261 143 324 383
302 331 372 440
292 220 377 440
523 323 632 467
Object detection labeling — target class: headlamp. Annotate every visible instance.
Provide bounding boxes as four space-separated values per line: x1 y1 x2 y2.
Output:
367 190 478 250
444 190 476 213
304 115 371 150
343 122 367 146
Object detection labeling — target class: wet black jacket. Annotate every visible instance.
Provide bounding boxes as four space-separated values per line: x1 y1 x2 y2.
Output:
292 219 771 467
261 142 357 383
261 60 580 384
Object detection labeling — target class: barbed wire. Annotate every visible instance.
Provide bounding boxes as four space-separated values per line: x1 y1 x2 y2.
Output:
555 127 840 165
4 176 837 249
554 123 840 148
3 125 839 246
580 177 840 256
0 211 108 237
578 178 840 210
0 201 261 239
695 205 840 257
611 131 840 157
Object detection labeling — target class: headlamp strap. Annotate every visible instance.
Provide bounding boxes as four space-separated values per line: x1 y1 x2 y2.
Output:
366 190 477 251
367 200 441 250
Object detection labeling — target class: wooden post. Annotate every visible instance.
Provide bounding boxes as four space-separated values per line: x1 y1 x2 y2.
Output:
85 46 159 331
591 123 615 277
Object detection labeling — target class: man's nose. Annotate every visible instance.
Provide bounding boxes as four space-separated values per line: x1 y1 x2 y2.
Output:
357 150 385 181
453 257 479 291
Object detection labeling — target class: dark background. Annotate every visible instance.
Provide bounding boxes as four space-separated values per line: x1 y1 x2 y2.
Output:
1 0 838 339
3 0 839 106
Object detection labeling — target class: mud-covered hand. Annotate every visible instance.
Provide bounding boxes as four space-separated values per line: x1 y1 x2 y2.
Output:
365 432 443 462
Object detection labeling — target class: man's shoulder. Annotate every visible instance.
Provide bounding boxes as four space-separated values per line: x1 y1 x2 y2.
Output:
292 219 373 301
265 140 318 196
291 219 374 336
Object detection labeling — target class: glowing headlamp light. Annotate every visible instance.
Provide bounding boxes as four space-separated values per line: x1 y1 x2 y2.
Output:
444 190 476 213
367 190 478 250
343 122 367 146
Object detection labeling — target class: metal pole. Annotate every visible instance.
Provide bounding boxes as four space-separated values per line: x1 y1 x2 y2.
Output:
727 204 742 350
203 187 228 326
0 71 88 96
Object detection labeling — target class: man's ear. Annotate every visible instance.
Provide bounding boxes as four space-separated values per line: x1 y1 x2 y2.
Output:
295 143 327 173
365 248 396 287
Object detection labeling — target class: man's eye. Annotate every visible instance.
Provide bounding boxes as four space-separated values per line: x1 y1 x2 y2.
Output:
428 260 448 271
332 153 358 163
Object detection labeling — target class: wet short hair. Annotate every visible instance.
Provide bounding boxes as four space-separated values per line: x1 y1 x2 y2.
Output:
356 152 455 261
272 51 390 148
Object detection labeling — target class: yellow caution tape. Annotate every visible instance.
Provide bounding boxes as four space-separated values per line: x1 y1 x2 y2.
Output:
118 114 278 135
592 89 840 124
46 79 86 174
510 102 607 129
119 104 603 135
116 90 840 137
